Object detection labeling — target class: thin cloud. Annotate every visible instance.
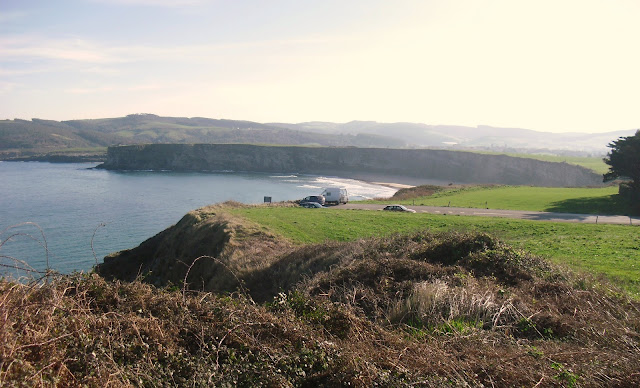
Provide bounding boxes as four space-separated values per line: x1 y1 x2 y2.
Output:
1 34 336 66
126 82 173 91
65 80 191 94
0 67 46 77
66 86 116 94
80 66 120 75
0 81 19 94
1 36 112 63
87 0 206 7
0 11 26 23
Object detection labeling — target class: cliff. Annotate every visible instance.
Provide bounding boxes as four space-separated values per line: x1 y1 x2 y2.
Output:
97 144 604 187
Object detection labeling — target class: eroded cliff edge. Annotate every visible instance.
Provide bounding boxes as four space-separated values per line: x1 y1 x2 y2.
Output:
97 144 603 187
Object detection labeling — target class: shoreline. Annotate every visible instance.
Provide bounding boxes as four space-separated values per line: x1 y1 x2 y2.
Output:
338 172 452 189
368 181 415 190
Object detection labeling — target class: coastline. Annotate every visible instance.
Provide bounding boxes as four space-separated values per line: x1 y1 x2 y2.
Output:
368 181 414 190
0 153 106 163
337 171 450 189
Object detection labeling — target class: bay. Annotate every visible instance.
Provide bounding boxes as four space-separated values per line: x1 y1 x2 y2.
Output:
0 162 396 277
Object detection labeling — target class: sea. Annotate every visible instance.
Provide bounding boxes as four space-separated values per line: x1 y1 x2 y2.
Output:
0 162 397 277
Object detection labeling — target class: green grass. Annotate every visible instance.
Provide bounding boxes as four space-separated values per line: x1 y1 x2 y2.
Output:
49 146 107 154
115 130 135 138
479 152 609 174
231 207 640 297
136 122 220 131
367 185 631 215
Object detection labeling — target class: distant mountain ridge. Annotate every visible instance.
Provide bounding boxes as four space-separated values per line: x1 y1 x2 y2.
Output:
0 114 406 158
1 114 634 159
271 121 637 155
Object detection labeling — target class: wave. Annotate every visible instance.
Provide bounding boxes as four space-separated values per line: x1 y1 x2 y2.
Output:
297 184 322 190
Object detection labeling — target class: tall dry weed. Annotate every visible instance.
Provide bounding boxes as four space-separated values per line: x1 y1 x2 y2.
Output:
388 279 521 331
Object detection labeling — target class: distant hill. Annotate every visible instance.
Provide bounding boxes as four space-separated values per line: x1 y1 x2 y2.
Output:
0 114 406 159
271 121 637 156
0 119 127 152
1 114 635 160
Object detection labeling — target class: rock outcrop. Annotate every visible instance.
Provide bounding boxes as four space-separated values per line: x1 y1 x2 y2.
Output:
97 144 603 187
96 203 290 292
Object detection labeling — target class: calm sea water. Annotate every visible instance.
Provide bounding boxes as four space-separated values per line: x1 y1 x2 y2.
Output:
0 162 396 276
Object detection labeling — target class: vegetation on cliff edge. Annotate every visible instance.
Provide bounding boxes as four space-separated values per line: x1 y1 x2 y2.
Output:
4 228 640 386
4 204 639 386
232 205 640 296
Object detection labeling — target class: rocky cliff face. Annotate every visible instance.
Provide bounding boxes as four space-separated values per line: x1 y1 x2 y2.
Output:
98 144 603 187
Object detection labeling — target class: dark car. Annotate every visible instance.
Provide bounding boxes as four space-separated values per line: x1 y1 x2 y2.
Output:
382 204 416 213
300 195 325 206
300 202 324 208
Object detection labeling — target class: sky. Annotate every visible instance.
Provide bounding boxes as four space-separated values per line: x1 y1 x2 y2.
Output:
1 0 639 133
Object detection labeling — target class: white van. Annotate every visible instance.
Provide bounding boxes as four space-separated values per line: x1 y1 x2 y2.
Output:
321 187 349 205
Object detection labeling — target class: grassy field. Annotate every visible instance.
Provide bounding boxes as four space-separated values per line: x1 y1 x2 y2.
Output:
481 152 609 174
367 185 632 215
50 146 108 154
231 206 640 297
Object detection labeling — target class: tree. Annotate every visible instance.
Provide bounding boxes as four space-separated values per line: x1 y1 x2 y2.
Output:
603 130 640 204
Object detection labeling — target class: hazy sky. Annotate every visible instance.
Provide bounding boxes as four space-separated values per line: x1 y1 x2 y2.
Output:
1 0 639 133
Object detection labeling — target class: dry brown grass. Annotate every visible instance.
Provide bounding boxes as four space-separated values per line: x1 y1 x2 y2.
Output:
2 263 638 386
97 202 293 293
25 206 636 386
0 274 354 386
389 183 502 201
288 232 640 386
390 184 449 200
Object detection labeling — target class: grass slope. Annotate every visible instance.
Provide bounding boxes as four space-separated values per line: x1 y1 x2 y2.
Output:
495 153 609 174
231 206 640 297
0 120 124 155
370 185 631 215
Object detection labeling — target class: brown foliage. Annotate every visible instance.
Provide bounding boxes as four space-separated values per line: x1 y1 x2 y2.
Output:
19 207 640 386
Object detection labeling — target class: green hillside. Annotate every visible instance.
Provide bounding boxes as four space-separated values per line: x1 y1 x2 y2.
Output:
496 152 608 174
366 185 633 215
1 114 407 160
0 119 125 152
3 114 625 164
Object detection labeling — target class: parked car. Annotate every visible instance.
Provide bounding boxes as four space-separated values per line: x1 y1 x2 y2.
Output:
300 202 324 208
300 195 325 206
382 204 416 213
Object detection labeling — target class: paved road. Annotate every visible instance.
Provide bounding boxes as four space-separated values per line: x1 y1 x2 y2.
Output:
337 203 639 226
